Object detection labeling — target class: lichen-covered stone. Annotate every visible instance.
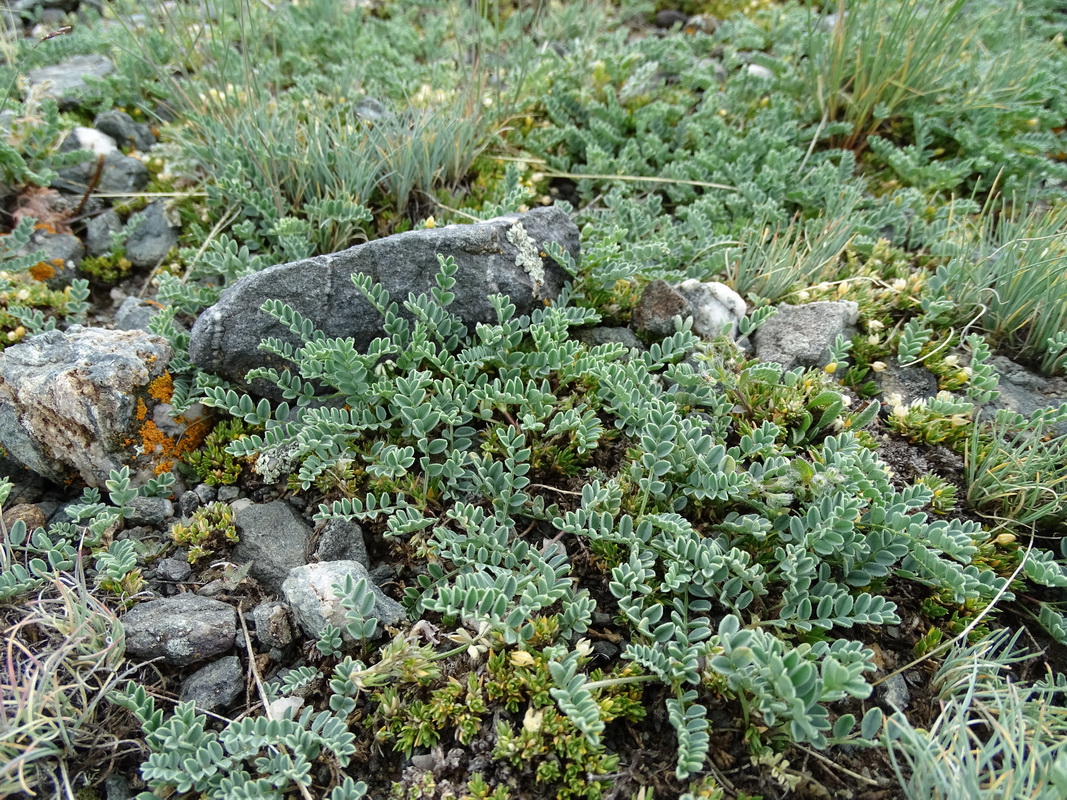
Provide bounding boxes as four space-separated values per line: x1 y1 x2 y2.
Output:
123 594 236 666
189 206 578 399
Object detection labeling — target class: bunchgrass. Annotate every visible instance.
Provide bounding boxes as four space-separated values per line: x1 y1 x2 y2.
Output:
886 628 1067 800
929 200 1067 374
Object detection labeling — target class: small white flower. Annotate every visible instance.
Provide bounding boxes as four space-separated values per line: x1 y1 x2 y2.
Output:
871 361 887 372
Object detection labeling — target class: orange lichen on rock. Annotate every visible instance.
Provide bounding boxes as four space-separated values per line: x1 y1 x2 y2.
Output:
135 410 213 475
28 261 56 281
147 371 174 403
135 397 148 421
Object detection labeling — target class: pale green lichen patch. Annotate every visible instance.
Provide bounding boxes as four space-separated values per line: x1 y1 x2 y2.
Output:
507 221 544 294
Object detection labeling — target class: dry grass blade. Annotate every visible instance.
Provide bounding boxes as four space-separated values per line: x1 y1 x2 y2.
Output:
0 573 128 797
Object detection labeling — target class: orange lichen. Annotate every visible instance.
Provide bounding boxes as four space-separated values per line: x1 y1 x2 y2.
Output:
147 372 174 403
135 410 212 475
28 261 56 281
135 398 148 421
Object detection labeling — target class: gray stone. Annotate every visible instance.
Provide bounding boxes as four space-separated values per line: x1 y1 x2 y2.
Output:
983 355 1067 437
178 489 201 516
633 279 745 339
94 109 156 152
25 55 113 110
874 358 938 409
103 774 133 800
180 656 244 712
282 560 407 640
114 297 162 333
653 9 687 28
252 601 296 650
189 206 578 398
233 501 311 595
355 96 387 122
124 496 173 526
54 151 149 196
125 201 178 268
155 557 192 583
571 326 645 354
878 672 910 711
675 279 746 338
632 279 689 337
194 483 217 504
217 485 240 502
53 128 148 195
315 518 368 566
0 325 172 486
22 231 82 289
123 594 236 666
752 301 859 370
85 209 122 256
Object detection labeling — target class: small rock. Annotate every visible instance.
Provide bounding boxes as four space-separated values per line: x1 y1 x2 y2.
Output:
0 325 173 486
23 231 82 290
685 14 717 34
653 9 688 29
878 672 911 711
25 55 114 110
155 557 192 583
217 485 240 502
675 279 746 338
103 774 133 800
283 561 407 640
85 209 122 257
233 501 311 595
571 326 645 355
124 201 178 268
632 279 690 336
124 496 173 527
177 490 200 517
2 503 47 533
94 109 156 152
180 655 244 712
354 96 387 122
114 297 163 333
745 63 774 80
123 594 236 666
194 483 217 504
315 518 369 566
252 601 296 650
53 130 149 195
874 358 938 410
752 301 859 371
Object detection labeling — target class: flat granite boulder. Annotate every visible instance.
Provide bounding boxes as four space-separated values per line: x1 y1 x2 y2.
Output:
189 206 579 397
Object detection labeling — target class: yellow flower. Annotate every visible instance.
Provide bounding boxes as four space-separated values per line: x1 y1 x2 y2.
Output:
510 650 535 667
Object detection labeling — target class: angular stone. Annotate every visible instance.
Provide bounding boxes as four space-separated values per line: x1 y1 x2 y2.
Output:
282 560 407 640
315 518 368 566
125 201 178 268
189 206 578 397
675 279 746 338
233 501 311 595
85 209 122 256
180 656 244 712
0 326 172 486
94 109 156 152
122 594 236 666
752 301 859 370
632 279 689 337
25 55 113 110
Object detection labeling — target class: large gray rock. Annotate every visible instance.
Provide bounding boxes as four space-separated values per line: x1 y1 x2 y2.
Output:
123 594 236 666
180 656 244 712
189 206 578 397
752 301 859 370
233 501 311 594
25 55 113 110
282 560 407 640
0 326 172 485
982 355 1067 437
